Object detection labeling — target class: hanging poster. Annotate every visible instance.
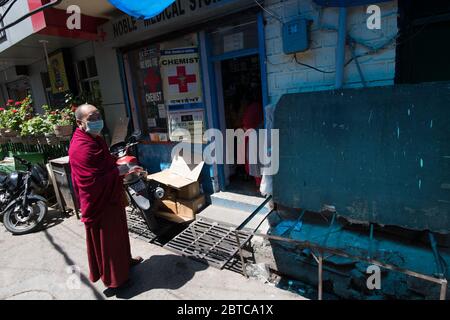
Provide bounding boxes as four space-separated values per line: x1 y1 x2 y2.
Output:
140 46 164 105
48 52 70 94
160 47 203 109
136 45 167 132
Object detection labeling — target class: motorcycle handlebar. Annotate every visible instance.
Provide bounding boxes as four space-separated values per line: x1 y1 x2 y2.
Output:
111 141 140 156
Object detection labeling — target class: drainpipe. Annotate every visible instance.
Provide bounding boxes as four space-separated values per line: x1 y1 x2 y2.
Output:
335 7 347 89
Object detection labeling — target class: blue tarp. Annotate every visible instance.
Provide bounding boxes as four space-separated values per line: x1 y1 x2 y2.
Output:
313 0 392 7
108 0 176 20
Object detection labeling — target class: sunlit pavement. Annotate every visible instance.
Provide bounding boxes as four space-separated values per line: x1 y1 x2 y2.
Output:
0 209 305 300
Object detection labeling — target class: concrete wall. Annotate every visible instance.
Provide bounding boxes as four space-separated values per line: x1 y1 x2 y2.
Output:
28 59 48 113
264 0 398 105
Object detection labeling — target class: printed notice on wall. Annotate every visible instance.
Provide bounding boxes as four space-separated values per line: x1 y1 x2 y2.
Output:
224 32 244 53
158 104 167 118
160 47 203 109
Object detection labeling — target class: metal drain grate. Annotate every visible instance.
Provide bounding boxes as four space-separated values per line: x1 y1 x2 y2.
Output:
164 219 252 270
126 207 159 243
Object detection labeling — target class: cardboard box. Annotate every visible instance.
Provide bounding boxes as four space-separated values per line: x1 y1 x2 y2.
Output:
155 211 194 224
177 181 200 200
148 156 205 223
177 195 206 219
159 198 178 215
147 156 204 192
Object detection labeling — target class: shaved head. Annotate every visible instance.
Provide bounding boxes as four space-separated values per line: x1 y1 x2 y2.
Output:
75 104 103 136
75 104 98 121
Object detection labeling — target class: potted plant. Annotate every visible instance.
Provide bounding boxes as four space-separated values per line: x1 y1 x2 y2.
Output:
20 116 51 145
1 96 34 143
53 108 75 137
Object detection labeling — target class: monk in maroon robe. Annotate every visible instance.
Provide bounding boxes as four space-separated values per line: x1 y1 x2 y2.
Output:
69 104 142 292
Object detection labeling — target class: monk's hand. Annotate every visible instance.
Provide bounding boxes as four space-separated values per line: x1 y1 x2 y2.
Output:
118 165 129 176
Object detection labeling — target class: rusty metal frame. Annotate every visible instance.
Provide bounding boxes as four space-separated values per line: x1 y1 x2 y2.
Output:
233 203 448 300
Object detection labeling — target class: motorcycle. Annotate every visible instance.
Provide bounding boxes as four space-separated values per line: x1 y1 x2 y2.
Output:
0 157 49 235
110 133 164 233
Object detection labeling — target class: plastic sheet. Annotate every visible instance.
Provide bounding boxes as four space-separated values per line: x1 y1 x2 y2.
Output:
108 0 175 19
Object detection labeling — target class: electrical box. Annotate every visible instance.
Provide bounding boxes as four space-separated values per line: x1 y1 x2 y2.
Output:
282 18 309 54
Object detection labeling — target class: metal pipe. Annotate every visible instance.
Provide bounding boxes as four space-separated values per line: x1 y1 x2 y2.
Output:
234 230 248 278
440 280 447 300
368 223 374 259
318 255 323 300
335 7 348 89
428 232 445 278
244 231 447 287
236 195 272 230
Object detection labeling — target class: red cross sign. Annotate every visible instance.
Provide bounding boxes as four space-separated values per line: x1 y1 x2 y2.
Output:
144 68 161 93
168 66 196 93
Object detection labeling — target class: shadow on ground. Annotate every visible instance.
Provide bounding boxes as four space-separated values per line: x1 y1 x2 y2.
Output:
39 208 71 232
43 229 105 300
115 255 209 299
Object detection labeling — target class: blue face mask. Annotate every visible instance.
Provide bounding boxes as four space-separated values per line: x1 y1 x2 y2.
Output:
85 120 104 135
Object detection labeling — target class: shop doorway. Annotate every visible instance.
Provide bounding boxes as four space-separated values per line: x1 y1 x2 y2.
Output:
216 54 264 196
204 11 268 196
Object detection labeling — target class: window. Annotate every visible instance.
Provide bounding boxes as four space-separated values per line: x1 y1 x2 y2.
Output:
75 56 102 103
124 33 205 143
396 0 450 83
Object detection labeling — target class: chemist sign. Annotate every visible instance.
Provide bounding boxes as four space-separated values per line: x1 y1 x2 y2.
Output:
160 47 203 109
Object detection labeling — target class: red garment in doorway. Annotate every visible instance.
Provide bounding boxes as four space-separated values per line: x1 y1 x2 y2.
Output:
69 128 131 288
242 101 263 187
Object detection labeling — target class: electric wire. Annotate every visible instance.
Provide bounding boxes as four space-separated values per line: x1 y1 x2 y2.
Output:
0 0 18 25
0 0 62 33
253 0 284 23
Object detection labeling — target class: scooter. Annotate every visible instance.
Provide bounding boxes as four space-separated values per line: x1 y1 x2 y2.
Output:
0 157 49 235
110 133 164 233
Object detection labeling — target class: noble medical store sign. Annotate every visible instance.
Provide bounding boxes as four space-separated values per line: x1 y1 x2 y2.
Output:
99 0 255 47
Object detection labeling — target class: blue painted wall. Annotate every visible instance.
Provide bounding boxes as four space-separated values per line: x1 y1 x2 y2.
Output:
273 82 450 233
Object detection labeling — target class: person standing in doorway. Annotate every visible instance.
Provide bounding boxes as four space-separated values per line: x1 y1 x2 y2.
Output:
241 89 264 187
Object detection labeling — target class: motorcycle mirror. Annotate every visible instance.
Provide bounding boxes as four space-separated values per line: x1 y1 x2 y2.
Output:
128 130 144 143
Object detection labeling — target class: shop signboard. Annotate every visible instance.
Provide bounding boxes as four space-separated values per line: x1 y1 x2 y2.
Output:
99 0 256 47
160 47 205 143
160 47 203 109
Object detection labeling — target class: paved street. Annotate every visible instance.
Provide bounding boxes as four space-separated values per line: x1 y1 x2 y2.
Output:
0 210 305 300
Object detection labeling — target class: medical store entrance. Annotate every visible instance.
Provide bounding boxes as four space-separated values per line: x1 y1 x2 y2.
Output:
117 8 268 199
217 55 263 196
206 12 267 197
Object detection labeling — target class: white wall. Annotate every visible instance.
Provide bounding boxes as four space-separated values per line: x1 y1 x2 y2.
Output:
93 42 128 139
264 0 398 105
28 59 48 113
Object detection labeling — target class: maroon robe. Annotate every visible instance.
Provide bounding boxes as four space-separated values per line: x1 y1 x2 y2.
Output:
69 128 131 288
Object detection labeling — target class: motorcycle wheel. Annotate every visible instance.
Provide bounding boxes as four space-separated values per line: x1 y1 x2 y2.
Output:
3 200 48 235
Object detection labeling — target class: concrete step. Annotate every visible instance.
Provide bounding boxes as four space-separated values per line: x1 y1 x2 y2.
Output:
198 201 271 233
210 192 271 216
